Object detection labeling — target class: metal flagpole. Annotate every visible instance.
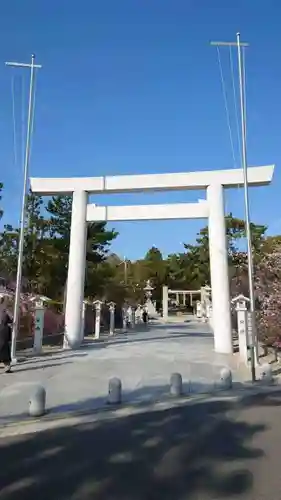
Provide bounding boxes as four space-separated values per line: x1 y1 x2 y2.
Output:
211 35 256 382
5 54 42 361
236 32 257 378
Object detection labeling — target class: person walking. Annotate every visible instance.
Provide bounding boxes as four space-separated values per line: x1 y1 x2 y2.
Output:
142 306 148 324
0 299 12 373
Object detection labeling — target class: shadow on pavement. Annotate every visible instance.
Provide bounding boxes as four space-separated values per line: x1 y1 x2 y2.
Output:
83 329 213 349
145 321 205 331
17 352 88 365
107 332 209 346
2 389 281 499
11 361 73 373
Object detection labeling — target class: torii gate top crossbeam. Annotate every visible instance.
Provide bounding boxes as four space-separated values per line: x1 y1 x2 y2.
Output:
30 165 274 195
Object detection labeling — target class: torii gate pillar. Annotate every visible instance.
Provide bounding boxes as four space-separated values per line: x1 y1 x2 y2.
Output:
207 183 232 354
64 190 88 348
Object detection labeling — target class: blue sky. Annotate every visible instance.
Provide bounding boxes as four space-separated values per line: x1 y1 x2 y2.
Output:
0 0 279 259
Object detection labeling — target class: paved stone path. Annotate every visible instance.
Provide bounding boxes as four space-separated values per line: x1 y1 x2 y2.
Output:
1 389 281 499
0 319 252 423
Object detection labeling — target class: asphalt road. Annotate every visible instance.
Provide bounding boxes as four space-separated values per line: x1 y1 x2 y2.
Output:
0 390 281 500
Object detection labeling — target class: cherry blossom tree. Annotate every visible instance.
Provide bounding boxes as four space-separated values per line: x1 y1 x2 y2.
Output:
255 242 281 343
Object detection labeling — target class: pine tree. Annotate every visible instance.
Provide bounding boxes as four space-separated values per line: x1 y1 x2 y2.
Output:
46 195 118 299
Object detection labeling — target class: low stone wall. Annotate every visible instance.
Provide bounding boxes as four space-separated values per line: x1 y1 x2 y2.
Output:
16 332 64 351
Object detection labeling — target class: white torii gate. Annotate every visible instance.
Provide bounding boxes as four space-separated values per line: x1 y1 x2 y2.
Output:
30 164 274 354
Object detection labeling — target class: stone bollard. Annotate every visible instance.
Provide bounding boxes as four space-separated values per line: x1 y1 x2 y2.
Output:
29 386 46 417
218 368 232 390
108 377 122 404
259 363 274 384
170 373 183 396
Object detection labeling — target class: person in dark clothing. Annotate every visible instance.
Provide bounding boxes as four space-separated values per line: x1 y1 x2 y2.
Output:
0 311 12 373
142 309 148 324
